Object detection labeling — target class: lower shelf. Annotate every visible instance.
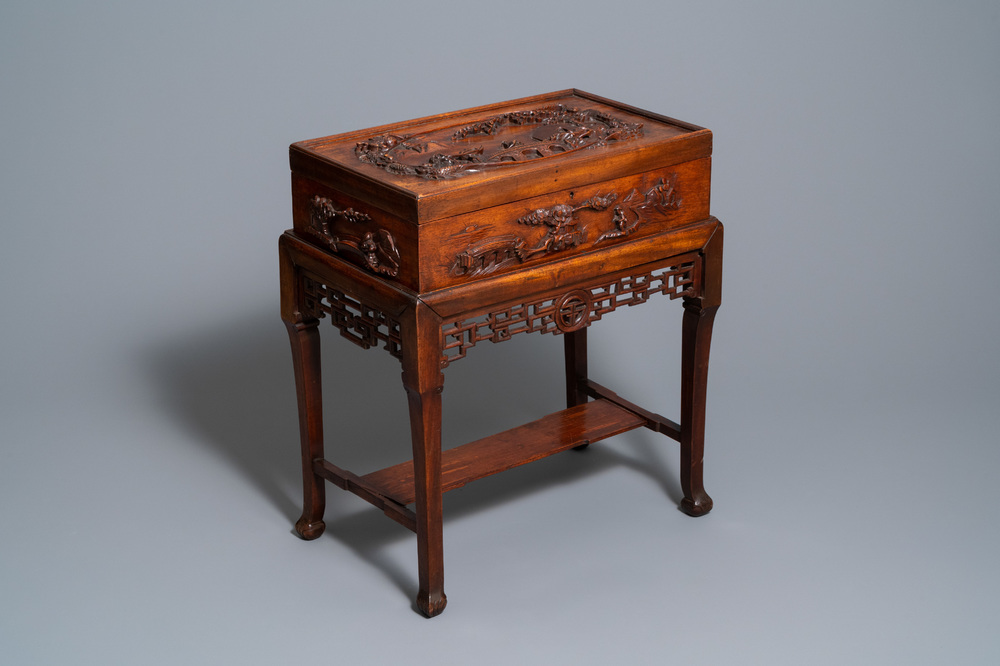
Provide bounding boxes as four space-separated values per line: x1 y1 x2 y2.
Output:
361 398 646 506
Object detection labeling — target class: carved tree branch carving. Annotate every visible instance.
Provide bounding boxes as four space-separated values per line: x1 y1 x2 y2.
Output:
449 193 617 278
356 105 643 180
308 196 401 278
595 176 681 244
514 193 616 260
448 175 680 280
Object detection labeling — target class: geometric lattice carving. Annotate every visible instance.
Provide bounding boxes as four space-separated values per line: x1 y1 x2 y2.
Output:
441 258 699 366
302 275 403 358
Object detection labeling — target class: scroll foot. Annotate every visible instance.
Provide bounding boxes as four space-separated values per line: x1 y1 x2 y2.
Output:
416 589 448 618
679 493 713 517
294 517 326 540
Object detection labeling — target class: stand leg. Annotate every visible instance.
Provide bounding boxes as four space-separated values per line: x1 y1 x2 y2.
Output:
564 329 590 450
679 300 718 517
285 319 327 539
679 221 723 517
401 302 447 617
564 329 589 407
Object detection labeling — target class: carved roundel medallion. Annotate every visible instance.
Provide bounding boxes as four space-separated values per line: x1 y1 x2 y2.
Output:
555 289 592 333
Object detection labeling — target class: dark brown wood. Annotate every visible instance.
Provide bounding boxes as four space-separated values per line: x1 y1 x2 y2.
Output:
564 329 589 409
313 460 416 533
583 380 682 441
279 91 723 617
678 223 723 517
564 328 590 450
284 319 326 540
362 400 645 505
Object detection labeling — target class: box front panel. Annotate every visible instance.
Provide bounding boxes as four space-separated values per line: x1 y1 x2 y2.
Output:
418 157 710 291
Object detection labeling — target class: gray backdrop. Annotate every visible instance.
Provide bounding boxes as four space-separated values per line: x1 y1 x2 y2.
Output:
3 1 998 664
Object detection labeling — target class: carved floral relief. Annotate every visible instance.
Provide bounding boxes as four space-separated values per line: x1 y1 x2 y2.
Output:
308 196 400 278
450 193 616 278
355 105 643 180
448 174 681 279
594 176 681 244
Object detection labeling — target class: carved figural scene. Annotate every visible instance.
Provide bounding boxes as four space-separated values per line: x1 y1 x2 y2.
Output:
450 174 682 279
355 105 643 179
307 196 400 277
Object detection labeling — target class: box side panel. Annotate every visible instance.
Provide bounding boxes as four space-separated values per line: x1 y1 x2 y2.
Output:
291 173 419 291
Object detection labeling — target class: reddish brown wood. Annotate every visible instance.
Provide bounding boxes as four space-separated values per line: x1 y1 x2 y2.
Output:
291 174 420 289
279 91 723 617
362 400 645 505
416 160 710 291
289 89 711 224
421 223 714 319
399 300 447 617
355 104 644 179
280 231 417 310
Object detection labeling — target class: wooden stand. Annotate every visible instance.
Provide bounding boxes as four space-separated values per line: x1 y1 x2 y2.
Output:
279 90 722 617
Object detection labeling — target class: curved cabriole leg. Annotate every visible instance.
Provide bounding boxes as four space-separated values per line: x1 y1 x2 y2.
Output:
402 302 447 617
285 319 327 539
679 300 718 517
679 221 722 517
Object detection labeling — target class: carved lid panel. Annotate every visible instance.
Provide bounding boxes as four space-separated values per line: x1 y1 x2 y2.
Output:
290 89 711 223
354 105 644 180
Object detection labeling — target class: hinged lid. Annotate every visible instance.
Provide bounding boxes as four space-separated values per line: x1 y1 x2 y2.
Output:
290 89 711 223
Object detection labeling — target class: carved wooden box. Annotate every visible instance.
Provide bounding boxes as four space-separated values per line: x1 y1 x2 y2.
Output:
289 89 712 293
